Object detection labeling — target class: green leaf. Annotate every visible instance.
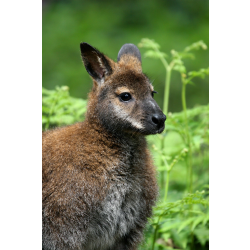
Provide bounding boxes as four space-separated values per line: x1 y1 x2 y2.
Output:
178 52 195 60
159 221 182 233
193 226 209 246
173 65 186 73
42 86 87 129
177 217 195 233
184 40 207 52
75 107 87 117
170 229 189 249
138 38 160 49
50 115 75 125
202 213 209 226
42 87 54 95
191 215 206 231
144 50 167 59
42 105 50 114
42 115 48 124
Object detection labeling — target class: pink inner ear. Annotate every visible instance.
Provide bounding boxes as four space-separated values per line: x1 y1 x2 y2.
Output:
96 68 104 79
89 56 105 79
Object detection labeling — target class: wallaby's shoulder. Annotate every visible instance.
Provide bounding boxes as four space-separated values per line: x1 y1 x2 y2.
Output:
42 122 83 141
42 121 120 153
42 120 124 180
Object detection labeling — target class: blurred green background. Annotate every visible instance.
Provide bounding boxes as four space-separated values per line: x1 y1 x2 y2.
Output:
42 0 209 113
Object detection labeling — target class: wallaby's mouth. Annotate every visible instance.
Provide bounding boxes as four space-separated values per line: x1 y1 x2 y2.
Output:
157 125 165 134
149 126 165 135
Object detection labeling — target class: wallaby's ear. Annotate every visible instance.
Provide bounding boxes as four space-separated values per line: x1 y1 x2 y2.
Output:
117 43 141 63
80 42 112 84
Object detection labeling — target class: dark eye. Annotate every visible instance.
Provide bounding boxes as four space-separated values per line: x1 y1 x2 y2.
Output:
152 91 157 98
119 92 132 102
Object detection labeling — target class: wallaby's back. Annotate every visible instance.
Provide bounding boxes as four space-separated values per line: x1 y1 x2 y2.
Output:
42 43 166 250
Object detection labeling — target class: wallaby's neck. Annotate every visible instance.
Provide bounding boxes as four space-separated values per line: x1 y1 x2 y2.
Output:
84 112 146 151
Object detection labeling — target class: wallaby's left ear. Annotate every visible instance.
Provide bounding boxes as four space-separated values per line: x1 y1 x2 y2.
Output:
80 42 112 83
117 43 141 63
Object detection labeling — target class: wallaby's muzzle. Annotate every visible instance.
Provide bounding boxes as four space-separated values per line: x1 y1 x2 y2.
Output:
143 111 166 135
141 97 166 135
151 113 166 133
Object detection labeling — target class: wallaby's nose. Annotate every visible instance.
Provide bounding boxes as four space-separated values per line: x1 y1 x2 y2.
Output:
151 114 166 129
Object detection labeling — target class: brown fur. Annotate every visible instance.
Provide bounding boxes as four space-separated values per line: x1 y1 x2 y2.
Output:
43 43 166 250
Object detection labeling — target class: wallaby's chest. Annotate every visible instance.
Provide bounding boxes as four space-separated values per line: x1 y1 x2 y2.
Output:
84 153 148 249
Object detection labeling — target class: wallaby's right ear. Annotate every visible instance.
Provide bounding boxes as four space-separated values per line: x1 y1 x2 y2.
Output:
80 42 112 84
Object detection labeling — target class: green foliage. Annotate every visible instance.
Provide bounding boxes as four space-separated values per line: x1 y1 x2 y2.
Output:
42 0 209 112
166 105 209 148
42 86 87 130
138 39 209 250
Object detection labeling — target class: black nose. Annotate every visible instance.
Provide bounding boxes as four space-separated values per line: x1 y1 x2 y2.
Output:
151 114 166 129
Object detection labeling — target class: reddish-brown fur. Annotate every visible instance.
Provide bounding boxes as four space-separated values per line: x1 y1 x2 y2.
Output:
43 43 166 250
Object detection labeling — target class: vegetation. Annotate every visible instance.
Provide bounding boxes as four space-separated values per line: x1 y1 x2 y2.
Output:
42 0 209 113
42 39 209 249
42 86 87 130
138 39 209 250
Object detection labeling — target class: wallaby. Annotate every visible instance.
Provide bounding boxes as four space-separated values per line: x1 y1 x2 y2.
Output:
42 42 166 250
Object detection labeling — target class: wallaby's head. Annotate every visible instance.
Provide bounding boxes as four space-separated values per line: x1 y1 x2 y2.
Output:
80 42 166 135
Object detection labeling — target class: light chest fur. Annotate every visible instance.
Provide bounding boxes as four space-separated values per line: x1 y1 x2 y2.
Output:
84 139 154 250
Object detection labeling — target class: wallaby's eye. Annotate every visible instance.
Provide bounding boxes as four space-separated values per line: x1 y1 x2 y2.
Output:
152 91 157 98
119 92 132 102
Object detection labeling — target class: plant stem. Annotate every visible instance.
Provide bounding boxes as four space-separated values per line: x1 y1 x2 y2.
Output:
164 170 170 202
151 48 173 249
181 82 187 122
188 152 193 193
154 49 172 188
152 215 162 250
160 137 165 187
181 80 193 193
161 66 172 187
163 67 171 115
153 46 171 116
151 225 158 250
